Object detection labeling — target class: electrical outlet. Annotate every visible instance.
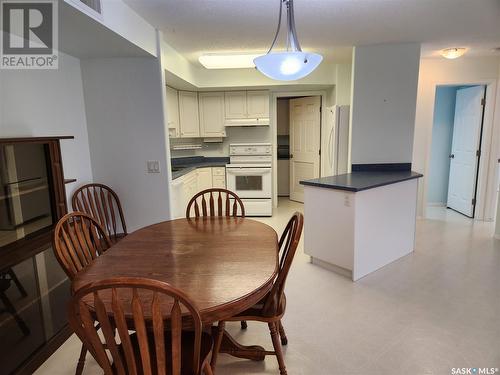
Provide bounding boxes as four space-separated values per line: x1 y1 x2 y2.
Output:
147 160 160 173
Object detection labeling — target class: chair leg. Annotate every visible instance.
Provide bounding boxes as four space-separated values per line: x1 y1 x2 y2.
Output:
240 320 247 329
75 343 87 375
210 321 225 371
204 361 214 375
268 322 287 375
278 320 288 345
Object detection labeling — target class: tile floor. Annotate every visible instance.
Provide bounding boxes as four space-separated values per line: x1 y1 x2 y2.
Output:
35 199 500 375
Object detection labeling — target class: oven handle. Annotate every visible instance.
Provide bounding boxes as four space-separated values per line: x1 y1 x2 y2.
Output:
226 168 271 175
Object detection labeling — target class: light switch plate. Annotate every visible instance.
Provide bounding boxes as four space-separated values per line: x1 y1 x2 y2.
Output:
147 160 160 173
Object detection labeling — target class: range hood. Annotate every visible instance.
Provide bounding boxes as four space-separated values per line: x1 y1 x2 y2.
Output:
225 117 270 127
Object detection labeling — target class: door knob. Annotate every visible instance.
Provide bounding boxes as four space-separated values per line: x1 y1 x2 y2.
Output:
290 154 293 159
449 154 455 159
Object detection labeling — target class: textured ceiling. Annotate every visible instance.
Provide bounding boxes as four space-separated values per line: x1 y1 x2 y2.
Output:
124 0 500 64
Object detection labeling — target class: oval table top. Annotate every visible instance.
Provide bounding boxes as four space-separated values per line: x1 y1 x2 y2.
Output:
72 217 279 323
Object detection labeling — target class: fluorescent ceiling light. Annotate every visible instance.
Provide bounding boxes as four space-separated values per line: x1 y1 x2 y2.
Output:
441 47 467 59
198 54 262 69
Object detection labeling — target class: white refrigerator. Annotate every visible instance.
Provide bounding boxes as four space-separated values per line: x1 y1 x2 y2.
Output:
321 105 350 177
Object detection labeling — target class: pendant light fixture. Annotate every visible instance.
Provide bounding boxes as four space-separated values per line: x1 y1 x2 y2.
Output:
254 0 323 81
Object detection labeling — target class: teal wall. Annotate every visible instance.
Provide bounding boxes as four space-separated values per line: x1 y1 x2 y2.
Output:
427 86 457 205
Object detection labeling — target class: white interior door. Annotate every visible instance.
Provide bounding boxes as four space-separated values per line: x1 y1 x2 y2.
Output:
447 85 485 217
289 96 321 202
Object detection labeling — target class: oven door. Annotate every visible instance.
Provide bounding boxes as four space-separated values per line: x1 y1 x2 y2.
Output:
226 167 272 198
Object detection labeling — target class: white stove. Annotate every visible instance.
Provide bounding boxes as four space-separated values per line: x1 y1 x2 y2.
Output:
226 143 272 216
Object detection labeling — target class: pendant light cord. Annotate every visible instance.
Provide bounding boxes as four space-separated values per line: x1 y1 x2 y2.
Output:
267 0 284 54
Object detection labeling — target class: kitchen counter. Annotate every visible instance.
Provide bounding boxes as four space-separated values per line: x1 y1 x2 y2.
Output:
300 170 422 192
301 169 422 281
171 156 229 179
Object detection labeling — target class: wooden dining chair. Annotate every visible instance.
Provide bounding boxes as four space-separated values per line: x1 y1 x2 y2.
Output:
185 188 248 330
53 211 112 375
186 188 245 219
68 277 214 375
211 212 304 375
72 183 127 244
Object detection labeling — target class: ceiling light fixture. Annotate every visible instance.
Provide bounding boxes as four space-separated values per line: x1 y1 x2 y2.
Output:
198 53 262 69
254 0 323 81
441 47 467 59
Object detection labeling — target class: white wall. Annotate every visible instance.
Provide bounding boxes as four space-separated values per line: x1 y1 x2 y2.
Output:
427 86 457 205
64 0 157 56
0 52 93 203
350 43 421 165
413 57 500 218
81 57 170 231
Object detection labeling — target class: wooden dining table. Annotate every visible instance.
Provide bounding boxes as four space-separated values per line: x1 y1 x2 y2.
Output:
72 216 279 361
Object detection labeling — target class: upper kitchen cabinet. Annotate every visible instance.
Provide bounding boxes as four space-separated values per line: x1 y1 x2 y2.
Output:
199 92 226 137
178 91 200 138
247 91 270 119
224 91 247 119
225 90 270 126
166 86 180 138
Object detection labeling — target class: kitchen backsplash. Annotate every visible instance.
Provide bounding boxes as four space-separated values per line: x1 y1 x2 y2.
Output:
170 126 272 158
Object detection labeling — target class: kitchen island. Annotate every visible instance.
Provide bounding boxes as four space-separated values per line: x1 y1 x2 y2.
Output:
300 170 422 281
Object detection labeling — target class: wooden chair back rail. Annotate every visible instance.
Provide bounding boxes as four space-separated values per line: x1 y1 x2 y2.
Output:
72 183 127 242
186 189 245 219
68 277 204 375
263 212 304 315
53 212 112 279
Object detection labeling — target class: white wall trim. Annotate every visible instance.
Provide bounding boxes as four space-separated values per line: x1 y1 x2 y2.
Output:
423 78 499 221
270 90 328 208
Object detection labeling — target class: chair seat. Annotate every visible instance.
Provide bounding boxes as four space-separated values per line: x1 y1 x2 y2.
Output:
115 330 213 375
227 294 286 322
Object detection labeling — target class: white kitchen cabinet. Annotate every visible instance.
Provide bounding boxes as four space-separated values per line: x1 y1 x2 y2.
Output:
178 91 200 138
170 167 227 218
166 86 180 138
199 92 226 137
196 167 213 191
170 176 185 218
247 91 270 119
212 167 226 188
224 91 247 119
224 90 269 126
182 172 198 206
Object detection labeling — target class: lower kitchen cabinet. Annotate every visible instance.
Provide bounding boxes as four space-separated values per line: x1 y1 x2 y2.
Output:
170 167 227 219
196 168 213 191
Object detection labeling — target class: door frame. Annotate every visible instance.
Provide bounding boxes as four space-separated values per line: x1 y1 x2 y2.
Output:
271 90 328 208
424 79 500 221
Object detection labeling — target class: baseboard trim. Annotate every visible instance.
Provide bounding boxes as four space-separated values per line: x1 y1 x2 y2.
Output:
310 257 353 280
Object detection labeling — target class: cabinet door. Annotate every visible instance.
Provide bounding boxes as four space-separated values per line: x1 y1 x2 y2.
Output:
166 86 180 138
179 91 200 138
170 177 185 219
199 92 226 137
196 168 213 192
247 91 269 119
183 172 198 206
224 91 247 119
212 167 226 188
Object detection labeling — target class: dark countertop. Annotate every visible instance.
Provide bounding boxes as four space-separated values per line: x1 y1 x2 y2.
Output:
300 171 423 192
171 156 229 180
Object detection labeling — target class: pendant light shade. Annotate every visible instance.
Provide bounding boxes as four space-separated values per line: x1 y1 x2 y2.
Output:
254 0 323 81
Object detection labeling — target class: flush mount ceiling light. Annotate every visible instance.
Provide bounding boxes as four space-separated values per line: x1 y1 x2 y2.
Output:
198 53 262 69
441 47 467 59
254 0 323 81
